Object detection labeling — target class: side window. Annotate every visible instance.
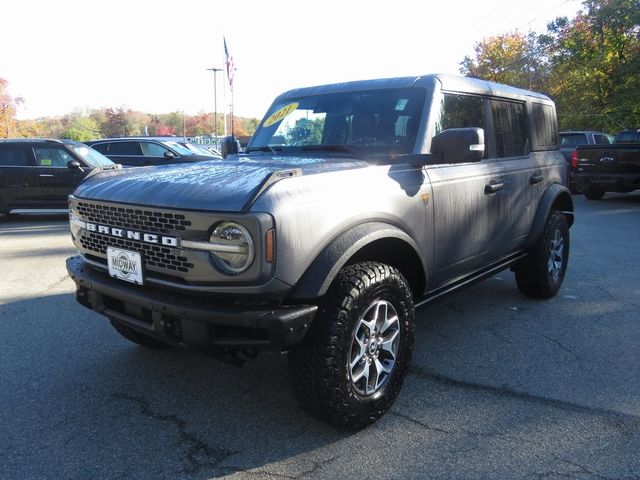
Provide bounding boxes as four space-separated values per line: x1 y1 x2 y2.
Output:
435 93 484 134
530 102 558 150
594 134 611 145
33 147 74 167
140 142 170 157
91 143 109 154
0 145 34 166
491 100 528 157
108 141 142 155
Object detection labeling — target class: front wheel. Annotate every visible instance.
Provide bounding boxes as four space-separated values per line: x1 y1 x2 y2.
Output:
515 210 569 299
288 262 415 430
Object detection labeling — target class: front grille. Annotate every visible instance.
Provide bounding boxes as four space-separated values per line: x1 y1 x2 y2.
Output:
77 201 192 234
80 232 195 273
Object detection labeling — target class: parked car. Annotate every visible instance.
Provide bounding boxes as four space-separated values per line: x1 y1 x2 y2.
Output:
559 131 613 192
66 74 573 429
85 137 216 166
573 128 640 199
0 138 119 215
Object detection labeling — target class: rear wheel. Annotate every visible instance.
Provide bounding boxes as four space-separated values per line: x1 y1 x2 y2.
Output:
288 262 414 430
515 210 569 299
585 187 605 200
110 320 171 349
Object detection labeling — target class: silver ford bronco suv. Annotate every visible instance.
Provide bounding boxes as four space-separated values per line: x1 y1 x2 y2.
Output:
66 74 573 430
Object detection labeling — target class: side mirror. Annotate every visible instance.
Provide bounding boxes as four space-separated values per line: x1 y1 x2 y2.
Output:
163 151 176 159
67 160 84 172
221 136 240 158
431 128 485 164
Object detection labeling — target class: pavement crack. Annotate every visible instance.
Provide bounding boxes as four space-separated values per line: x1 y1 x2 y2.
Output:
112 393 236 475
540 333 581 361
34 273 70 296
390 410 508 438
217 456 339 480
409 366 640 423
389 411 453 434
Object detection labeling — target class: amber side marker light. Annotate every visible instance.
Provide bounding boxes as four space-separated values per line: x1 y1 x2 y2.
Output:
265 229 276 263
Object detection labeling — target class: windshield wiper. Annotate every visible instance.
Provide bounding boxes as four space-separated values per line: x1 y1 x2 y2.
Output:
301 144 360 155
245 145 281 155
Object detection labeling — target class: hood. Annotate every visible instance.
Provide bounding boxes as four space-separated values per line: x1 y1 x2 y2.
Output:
72 155 368 212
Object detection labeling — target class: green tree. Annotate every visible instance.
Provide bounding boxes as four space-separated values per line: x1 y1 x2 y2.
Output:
541 0 640 130
62 115 101 141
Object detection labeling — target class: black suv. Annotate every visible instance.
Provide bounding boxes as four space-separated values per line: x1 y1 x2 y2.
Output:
0 138 118 215
85 138 216 166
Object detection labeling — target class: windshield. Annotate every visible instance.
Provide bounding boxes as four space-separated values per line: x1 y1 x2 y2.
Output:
248 87 425 156
182 143 218 156
163 141 195 155
69 144 114 167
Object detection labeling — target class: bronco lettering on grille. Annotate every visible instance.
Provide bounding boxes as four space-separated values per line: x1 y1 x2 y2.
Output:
84 222 179 247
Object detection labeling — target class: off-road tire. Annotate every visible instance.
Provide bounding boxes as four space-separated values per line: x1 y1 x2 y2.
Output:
515 210 569 299
288 262 414 430
110 319 171 349
585 187 605 200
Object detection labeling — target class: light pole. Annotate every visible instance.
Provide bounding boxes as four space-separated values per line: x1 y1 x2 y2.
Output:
206 67 223 141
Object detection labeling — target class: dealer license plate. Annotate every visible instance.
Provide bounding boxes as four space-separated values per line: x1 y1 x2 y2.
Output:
107 247 143 285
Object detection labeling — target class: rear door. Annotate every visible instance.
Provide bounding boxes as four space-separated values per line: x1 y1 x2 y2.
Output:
103 141 145 166
426 92 506 286
31 145 89 208
490 98 536 253
0 143 37 212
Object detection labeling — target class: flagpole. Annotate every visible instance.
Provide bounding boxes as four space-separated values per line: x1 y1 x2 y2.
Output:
223 64 227 136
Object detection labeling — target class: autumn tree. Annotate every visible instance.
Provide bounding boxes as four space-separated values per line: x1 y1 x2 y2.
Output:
0 78 24 138
101 107 140 137
460 32 548 92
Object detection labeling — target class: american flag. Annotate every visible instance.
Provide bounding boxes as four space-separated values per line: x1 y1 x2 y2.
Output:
224 37 236 90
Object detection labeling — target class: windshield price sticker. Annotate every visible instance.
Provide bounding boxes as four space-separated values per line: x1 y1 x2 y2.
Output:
107 247 143 285
263 102 299 128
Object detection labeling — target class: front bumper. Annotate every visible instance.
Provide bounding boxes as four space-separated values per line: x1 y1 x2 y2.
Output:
66 255 317 351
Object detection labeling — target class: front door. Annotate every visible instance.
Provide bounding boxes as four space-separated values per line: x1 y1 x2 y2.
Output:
31 145 88 209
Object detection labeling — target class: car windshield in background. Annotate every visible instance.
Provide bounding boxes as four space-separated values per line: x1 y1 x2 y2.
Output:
69 144 114 167
182 143 218 156
560 133 587 148
248 87 426 156
163 141 194 156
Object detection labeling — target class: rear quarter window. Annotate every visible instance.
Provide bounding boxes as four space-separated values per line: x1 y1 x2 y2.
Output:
0 145 34 166
531 103 558 150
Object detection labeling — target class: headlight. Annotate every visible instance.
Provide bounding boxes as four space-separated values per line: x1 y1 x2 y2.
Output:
209 221 254 274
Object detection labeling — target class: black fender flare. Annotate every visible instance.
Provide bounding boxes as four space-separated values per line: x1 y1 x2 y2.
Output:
289 222 427 300
526 183 574 249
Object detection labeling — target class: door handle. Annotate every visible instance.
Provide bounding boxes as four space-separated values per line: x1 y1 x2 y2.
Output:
530 174 544 184
39 174 54 178
484 182 504 194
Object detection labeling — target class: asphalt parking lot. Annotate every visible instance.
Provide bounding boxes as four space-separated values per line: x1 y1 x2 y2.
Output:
1 193 639 480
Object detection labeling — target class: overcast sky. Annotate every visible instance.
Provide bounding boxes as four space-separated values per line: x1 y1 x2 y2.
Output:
2 0 583 121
